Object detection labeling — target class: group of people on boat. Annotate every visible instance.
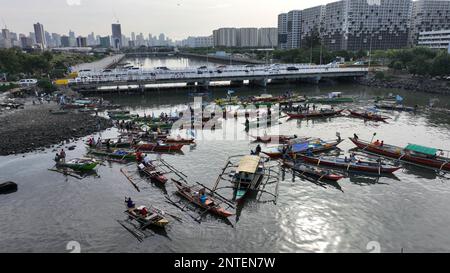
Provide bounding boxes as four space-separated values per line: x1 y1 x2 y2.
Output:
54 149 66 163
125 197 149 217
87 137 104 149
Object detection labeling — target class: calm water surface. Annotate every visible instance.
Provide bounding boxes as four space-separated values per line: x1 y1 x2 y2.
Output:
1 57 450 253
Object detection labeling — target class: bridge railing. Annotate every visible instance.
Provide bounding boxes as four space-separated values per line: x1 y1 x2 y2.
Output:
71 65 368 85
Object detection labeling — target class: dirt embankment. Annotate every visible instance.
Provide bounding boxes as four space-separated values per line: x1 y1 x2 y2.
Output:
0 103 113 155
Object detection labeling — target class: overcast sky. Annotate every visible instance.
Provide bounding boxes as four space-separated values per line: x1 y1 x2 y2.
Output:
1 0 335 39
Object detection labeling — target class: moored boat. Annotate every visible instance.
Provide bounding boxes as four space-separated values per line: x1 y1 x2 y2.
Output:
286 109 343 119
297 154 401 174
88 148 138 161
172 179 234 218
348 110 390 122
375 103 417 112
57 158 99 171
124 201 169 228
350 137 450 172
250 135 297 144
134 142 184 152
138 162 168 184
231 155 265 202
283 161 345 182
306 92 355 104
262 138 343 159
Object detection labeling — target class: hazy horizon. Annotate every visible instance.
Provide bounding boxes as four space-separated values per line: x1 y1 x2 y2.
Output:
1 0 335 40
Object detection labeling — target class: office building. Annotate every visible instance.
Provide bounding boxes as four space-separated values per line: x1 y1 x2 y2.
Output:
60 36 70 47
111 23 122 49
99 36 111 48
76 36 87 47
1 29 12 48
33 22 46 49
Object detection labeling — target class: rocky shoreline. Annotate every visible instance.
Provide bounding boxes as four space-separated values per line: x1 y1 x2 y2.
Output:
357 75 450 95
0 103 113 156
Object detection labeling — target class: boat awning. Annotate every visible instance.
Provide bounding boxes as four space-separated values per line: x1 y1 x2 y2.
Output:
237 155 260 174
292 142 310 153
405 144 437 156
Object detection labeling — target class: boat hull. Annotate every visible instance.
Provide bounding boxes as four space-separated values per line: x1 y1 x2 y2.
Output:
298 155 401 174
350 138 450 171
286 110 343 119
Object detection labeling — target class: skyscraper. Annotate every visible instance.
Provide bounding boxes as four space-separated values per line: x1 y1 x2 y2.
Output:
33 22 46 49
1 28 12 48
112 23 122 50
99 36 111 48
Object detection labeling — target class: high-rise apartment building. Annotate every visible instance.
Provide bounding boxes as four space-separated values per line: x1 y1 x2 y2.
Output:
213 28 239 47
258 28 278 48
301 5 325 46
278 13 289 49
409 0 450 46
287 10 302 49
238 28 258 47
99 36 111 48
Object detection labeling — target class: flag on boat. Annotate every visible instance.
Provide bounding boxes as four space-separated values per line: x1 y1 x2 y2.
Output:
396 95 404 103
227 90 235 96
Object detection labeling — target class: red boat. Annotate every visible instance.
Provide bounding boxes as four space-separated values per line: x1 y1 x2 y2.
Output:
349 110 389 122
297 154 402 174
350 137 450 172
138 163 168 184
135 142 184 152
172 179 234 218
286 109 343 119
283 161 345 182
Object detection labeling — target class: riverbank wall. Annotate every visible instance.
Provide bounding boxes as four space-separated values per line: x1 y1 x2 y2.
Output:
357 75 450 95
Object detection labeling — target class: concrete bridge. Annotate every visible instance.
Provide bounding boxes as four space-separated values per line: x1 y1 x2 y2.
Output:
69 64 368 92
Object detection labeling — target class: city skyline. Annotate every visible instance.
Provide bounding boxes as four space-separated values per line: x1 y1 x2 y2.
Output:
0 0 334 40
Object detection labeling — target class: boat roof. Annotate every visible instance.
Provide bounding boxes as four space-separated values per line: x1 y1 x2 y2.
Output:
237 155 261 173
405 144 437 156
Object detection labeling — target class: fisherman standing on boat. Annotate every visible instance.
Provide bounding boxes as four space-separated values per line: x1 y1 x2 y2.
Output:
255 144 262 156
125 197 135 209
59 149 66 163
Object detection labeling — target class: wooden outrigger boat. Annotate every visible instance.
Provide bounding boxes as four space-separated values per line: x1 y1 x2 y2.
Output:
125 202 169 228
137 162 168 184
231 155 265 202
286 109 343 119
172 179 234 218
250 135 297 144
350 137 450 172
56 158 99 171
283 161 345 182
349 110 390 122
262 138 343 159
134 142 184 152
297 154 402 174
375 103 417 112
88 148 138 161
306 92 355 104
